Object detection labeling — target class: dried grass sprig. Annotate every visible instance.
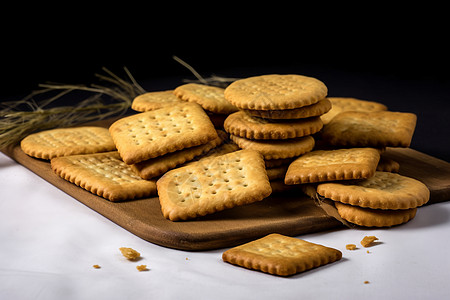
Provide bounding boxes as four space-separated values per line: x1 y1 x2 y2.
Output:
0 67 145 148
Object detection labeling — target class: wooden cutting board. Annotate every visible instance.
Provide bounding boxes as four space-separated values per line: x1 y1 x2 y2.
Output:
3 142 450 251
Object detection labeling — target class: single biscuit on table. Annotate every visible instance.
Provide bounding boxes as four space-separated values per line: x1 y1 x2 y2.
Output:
321 111 417 148
51 151 157 201
284 148 380 184
317 171 430 210
222 233 342 277
230 134 315 160
224 74 328 110
157 149 272 221
131 90 183 112
109 102 218 165
321 97 388 125
224 111 323 140
174 83 239 114
242 98 332 120
131 130 226 180
334 202 417 227
20 126 116 160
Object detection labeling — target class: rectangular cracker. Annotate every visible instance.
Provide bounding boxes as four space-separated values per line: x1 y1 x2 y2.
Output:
51 151 157 201
222 233 342 276
321 111 417 148
131 130 226 180
156 149 272 221
109 102 218 164
285 148 380 184
20 126 116 160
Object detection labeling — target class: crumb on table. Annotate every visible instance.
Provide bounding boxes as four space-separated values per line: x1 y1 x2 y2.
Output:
93 264 101 269
361 236 378 248
119 247 141 260
346 244 357 250
136 265 148 272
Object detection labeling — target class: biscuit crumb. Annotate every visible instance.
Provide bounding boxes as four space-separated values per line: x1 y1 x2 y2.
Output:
119 247 141 260
136 265 148 272
346 244 357 250
364 280 370 284
361 236 378 248
93 264 101 269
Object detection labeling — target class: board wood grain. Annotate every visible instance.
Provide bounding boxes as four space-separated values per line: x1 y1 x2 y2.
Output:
2 140 449 251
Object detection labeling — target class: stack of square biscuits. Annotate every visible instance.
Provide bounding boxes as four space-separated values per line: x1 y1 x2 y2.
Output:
20 73 430 226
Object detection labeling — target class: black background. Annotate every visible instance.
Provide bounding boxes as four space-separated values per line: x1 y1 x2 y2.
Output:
1 6 449 161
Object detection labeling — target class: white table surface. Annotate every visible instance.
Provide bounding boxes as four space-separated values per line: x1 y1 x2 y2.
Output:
1 151 449 300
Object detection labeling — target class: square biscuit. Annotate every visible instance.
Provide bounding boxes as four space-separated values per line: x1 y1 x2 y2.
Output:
131 90 183 112
20 126 116 160
285 148 380 184
131 130 227 179
156 149 272 221
321 97 388 124
222 233 342 276
321 111 417 148
109 102 218 164
51 151 157 201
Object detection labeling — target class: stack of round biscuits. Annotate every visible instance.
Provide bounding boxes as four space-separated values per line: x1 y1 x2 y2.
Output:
222 74 331 191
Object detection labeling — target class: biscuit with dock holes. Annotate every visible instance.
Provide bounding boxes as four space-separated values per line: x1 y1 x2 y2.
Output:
242 98 332 120
156 149 272 221
131 130 226 179
20 126 116 160
317 171 430 210
334 202 417 227
131 90 183 112
321 97 388 124
109 102 218 165
224 74 328 110
224 111 323 140
174 83 239 114
284 148 380 184
51 151 157 201
230 134 315 160
222 233 342 276
321 111 417 148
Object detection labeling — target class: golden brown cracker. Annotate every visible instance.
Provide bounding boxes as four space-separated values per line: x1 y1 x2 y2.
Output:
20 126 116 160
285 148 380 184
109 102 218 164
224 111 323 139
317 171 430 210
224 74 328 110
157 149 272 221
230 134 315 160
51 152 157 201
321 111 417 148
174 83 239 114
321 97 388 124
335 202 417 227
131 90 183 112
222 233 342 276
131 130 226 179
242 98 332 120
377 155 400 173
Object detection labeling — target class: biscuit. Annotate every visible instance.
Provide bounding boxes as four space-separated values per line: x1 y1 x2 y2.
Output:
131 90 183 112
157 149 272 221
131 130 226 179
224 111 323 140
224 74 328 110
321 111 417 148
321 97 388 125
376 155 400 173
284 148 380 184
335 202 417 227
109 102 218 164
222 233 342 276
317 171 430 210
51 152 157 201
230 134 315 160
20 126 116 160
242 98 332 120
174 83 239 114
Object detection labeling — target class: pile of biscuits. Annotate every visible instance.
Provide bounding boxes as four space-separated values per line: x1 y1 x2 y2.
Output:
20 73 430 228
